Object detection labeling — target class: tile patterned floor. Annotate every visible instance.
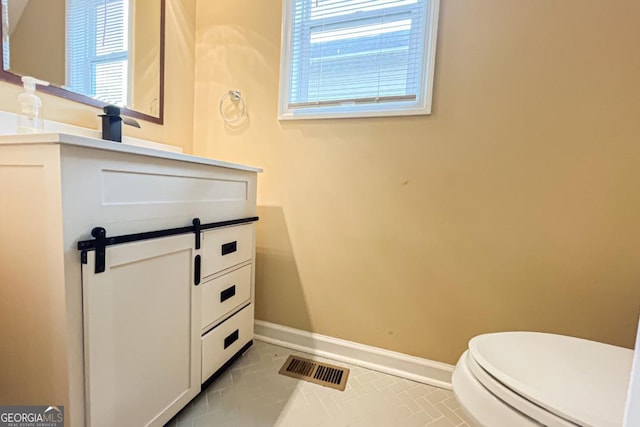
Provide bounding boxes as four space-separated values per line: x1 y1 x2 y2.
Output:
165 340 472 427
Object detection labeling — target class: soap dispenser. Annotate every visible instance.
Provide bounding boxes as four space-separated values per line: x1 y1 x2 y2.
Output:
17 76 49 134
99 105 141 142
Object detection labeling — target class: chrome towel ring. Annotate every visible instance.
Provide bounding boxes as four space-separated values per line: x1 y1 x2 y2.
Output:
219 90 246 123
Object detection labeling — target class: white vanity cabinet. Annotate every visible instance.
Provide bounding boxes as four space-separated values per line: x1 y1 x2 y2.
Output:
0 133 260 427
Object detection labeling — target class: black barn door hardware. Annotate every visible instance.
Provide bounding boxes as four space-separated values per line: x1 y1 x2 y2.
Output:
77 216 258 274
193 218 202 249
92 227 107 273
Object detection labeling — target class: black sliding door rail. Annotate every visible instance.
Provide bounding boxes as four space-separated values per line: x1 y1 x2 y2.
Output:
77 216 259 273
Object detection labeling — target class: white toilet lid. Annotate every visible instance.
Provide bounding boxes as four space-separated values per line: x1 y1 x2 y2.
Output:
469 332 633 427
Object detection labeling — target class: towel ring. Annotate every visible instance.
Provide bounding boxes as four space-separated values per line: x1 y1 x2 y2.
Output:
219 90 245 123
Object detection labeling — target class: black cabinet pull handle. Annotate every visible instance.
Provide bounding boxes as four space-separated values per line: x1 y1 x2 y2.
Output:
194 255 201 286
221 241 237 256
224 330 239 349
220 285 236 303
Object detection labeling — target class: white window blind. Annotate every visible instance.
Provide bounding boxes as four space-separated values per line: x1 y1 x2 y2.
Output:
67 0 129 106
279 0 440 119
1 0 9 70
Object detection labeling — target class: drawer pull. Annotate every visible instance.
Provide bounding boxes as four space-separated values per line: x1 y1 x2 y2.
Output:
221 241 237 256
224 330 239 349
220 285 236 303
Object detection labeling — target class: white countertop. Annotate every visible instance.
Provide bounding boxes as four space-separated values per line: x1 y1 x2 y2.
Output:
0 132 263 173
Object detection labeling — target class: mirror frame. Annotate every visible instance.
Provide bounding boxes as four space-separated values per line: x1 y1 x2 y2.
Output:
0 0 165 124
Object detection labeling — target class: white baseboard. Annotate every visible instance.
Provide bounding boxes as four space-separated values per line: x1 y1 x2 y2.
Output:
254 320 454 390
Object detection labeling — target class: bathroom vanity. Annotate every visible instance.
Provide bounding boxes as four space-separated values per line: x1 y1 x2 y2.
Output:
0 134 261 426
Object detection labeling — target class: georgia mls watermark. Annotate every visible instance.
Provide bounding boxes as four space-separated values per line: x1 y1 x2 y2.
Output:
0 406 64 427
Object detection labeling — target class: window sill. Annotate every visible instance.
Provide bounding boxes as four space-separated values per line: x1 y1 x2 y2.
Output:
278 102 432 121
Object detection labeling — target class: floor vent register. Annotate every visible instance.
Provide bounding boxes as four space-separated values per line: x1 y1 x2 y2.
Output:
278 355 350 391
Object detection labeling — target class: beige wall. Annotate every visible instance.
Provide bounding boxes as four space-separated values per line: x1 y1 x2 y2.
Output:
0 0 196 152
193 0 640 364
9 0 65 86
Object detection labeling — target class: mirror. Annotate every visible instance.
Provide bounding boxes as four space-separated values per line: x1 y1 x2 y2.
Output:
0 0 165 124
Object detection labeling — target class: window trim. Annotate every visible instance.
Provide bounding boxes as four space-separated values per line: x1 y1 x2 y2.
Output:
278 0 440 120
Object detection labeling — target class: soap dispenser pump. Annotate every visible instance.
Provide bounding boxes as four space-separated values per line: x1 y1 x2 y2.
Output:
99 105 141 142
17 76 49 134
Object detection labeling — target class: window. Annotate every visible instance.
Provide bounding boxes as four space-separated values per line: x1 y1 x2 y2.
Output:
67 0 129 106
279 0 440 120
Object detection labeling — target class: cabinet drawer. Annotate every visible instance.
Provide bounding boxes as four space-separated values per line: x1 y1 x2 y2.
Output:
202 304 254 384
202 224 254 277
201 264 252 331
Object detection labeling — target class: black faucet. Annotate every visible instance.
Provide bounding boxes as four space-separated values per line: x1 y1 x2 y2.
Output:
100 105 141 142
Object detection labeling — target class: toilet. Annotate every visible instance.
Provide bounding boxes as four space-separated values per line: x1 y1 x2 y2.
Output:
452 332 634 427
